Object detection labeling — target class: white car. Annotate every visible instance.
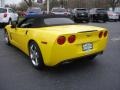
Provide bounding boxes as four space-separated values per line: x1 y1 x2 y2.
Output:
0 7 18 25
51 7 70 15
107 11 119 21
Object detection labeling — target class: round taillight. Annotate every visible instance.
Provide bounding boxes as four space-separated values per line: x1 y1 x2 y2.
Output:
104 31 108 37
99 31 103 38
68 35 76 43
64 13 68 15
57 36 66 45
4 13 7 17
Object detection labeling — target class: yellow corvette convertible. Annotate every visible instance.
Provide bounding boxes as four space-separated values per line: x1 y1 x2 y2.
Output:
4 15 108 69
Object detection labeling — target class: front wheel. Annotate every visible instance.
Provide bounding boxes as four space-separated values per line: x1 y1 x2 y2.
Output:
29 41 44 69
4 31 11 45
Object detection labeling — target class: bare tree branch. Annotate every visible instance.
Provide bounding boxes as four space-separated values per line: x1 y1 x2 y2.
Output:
24 0 33 7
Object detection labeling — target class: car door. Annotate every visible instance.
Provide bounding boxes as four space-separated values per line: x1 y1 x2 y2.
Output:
10 18 35 52
10 27 28 50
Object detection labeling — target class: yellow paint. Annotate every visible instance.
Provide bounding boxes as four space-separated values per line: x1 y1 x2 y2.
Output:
5 24 108 66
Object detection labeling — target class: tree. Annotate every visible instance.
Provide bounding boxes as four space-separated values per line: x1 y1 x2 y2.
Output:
24 0 35 7
107 0 120 10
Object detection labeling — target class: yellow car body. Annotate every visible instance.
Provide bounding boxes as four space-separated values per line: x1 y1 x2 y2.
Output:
5 24 108 66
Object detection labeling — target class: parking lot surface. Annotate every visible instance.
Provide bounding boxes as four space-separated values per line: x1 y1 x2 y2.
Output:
0 22 120 90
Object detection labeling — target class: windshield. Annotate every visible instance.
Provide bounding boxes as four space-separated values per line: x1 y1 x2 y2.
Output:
76 8 88 13
0 8 7 13
52 8 66 12
96 9 106 13
77 9 87 11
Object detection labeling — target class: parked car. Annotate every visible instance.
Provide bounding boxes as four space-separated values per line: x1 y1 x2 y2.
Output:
51 7 70 15
89 8 108 22
71 8 90 22
107 11 119 21
25 7 43 18
114 7 120 21
0 7 18 25
4 15 108 69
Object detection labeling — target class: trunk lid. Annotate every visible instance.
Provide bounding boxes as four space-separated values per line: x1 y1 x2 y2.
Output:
39 24 105 34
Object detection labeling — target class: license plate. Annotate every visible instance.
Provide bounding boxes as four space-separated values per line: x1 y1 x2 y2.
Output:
82 43 93 51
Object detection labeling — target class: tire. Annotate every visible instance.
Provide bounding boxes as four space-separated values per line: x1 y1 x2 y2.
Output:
29 41 44 69
88 55 97 60
8 19 12 25
4 31 11 45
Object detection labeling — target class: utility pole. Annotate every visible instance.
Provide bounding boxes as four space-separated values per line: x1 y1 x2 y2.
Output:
47 0 50 14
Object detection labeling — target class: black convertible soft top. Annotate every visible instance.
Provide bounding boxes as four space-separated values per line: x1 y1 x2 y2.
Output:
18 14 75 28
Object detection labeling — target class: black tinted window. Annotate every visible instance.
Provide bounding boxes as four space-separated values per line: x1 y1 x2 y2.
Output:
27 8 41 13
96 9 106 13
77 9 87 11
0 8 7 13
18 18 35 28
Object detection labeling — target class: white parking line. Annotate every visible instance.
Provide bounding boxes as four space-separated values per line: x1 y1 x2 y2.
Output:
111 37 120 41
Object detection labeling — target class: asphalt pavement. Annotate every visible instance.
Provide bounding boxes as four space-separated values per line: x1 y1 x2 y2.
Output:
0 22 120 90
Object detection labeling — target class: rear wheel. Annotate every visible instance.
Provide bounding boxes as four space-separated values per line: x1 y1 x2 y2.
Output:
87 55 97 60
29 41 44 69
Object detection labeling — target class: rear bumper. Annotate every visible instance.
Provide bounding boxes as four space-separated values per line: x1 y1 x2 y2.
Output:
92 14 108 21
0 18 9 23
75 15 89 21
108 16 119 20
44 38 108 66
57 51 103 65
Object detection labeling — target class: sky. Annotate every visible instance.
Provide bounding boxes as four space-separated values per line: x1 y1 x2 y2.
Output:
4 0 44 5
5 0 23 4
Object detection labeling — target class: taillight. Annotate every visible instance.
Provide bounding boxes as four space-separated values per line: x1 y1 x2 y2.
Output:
68 35 76 43
57 36 66 45
64 13 68 15
104 31 108 37
99 31 103 38
4 13 7 18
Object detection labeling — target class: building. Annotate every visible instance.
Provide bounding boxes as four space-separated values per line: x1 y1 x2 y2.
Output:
0 0 4 7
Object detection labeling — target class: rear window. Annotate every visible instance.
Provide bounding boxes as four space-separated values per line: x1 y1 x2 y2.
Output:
0 8 7 13
44 18 74 25
27 8 41 13
96 9 106 13
77 9 87 11
52 8 66 12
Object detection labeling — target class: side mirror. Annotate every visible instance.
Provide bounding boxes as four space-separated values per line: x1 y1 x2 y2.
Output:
11 22 17 28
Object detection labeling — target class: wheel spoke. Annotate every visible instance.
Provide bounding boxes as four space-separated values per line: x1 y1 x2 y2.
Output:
30 44 39 66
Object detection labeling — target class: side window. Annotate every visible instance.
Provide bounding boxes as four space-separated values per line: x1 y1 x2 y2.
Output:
19 18 35 28
8 9 15 13
8 9 13 13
